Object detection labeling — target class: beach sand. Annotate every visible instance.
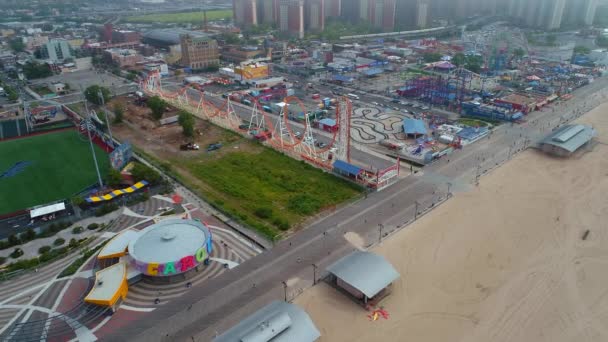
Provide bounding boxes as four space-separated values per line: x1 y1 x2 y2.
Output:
295 103 608 342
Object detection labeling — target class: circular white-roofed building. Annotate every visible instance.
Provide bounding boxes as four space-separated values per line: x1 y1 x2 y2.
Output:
128 219 212 283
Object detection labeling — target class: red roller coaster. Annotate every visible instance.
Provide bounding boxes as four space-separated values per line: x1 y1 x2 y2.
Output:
140 71 352 170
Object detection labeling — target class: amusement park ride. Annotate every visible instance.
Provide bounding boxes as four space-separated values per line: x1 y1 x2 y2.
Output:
141 71 352 170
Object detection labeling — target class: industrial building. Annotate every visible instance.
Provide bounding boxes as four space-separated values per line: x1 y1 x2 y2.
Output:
39 39 73 62
540 124 595 157
461 102 523 122
180 34 220 70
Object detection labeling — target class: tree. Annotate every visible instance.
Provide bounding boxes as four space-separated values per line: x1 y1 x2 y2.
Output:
84 85 110 105
513 47 525 58
574 46 591 55
178 110 195 137
112 104 124 124
131 162 162 185
452 53 466 67
23 62 53 79
9 38 25 52
597 35 608 47
423 52 442 63
465 55 483 74
147 96 166 120
105 167 123 188
221 32 241 44
5 86 18 102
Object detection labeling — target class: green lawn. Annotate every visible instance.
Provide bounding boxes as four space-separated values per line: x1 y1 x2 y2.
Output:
0 130 109 214
177 146 362 240
126 10 233 23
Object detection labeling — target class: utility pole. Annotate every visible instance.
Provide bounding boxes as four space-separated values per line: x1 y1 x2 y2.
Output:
282 281 287 302
447 182 452 198
378 223 384 243
312 264 317 285
414 201 419 220
83 100 104 189
98 89 114 147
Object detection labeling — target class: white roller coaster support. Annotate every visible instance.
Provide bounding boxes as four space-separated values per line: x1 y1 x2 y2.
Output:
334 97 352 163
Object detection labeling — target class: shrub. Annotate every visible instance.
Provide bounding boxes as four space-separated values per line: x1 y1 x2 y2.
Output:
0 257 6 265
20 229 36 242
287 194 322 215
87 223 99 230
7 234 20 247
254 207 273 219
38 246 52 254
72 226 84 234
272 218 290 231
53 238 65 246
10 248 23 259
69 238 78 248
94 203 119 217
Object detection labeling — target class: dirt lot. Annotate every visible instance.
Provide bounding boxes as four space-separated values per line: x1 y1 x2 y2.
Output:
109 96 238 159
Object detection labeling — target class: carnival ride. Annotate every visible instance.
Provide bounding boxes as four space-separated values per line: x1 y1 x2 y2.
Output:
140 71 352 170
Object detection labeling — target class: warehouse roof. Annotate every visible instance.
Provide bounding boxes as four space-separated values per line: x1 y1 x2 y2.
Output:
333 160 362 177
327 251 400 298
214 301 320 342
541 124 595 153
404 118 427 135
143 29 210 45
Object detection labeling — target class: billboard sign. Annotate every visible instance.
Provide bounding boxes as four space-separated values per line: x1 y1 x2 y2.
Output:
109 142 132 170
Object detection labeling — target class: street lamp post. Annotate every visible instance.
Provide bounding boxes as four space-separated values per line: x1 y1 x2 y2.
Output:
282 281 288 302
378 223 384 243
414 201 420 220
312 264 317 285
447 182 452 198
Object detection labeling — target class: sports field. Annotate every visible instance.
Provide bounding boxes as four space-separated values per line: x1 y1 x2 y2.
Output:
0 130 109 215
125 10 233 23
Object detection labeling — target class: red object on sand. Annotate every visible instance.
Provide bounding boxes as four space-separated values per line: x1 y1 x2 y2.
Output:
172 194 183 204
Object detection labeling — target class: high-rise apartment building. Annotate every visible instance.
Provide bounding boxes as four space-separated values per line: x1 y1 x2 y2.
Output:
278 0 305 38
180 34 220 70
257 0 278 24
395 0 430 30
368 0 397 31
563 0 597 27
233 0 258 27
306 0 325 31
324 0 341 18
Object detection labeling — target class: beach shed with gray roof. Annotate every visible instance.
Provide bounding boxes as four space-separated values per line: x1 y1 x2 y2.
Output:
540 124 595 157
326 251 400 307
213 301 320 342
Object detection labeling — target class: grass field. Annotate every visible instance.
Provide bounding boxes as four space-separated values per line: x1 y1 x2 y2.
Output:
0 130 109 214
126 10 233 23
170 143 362 240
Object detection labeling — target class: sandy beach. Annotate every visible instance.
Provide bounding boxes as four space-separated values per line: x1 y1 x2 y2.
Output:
295 102 608 342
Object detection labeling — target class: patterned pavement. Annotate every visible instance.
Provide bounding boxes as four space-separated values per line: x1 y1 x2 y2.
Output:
0 195 262 341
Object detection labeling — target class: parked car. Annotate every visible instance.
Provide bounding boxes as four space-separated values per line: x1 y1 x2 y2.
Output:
316 141 328 148
207 143 223 152
180 143 200 151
